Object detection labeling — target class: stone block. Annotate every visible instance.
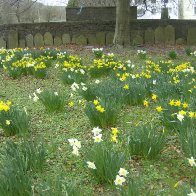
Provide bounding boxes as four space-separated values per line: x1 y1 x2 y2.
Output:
0 37 6 48
54 36 62 46
155 26 165 44
44 32 53 46
96 32 105 45
19 39 25 48
106 32 114 45
72 35 87 45
34 33 44 48
8 30 18 49
144 28 154 44
132 35 143 46
165 25 175 45
26 34 34 48
187 27 196 45
62 33 71 44
176 38 186 45
87 34 97 45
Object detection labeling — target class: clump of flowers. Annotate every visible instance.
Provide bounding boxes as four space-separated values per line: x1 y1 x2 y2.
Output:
111 127 119 143
92 48 103 58
68 138 81 156
137 50 147 60
114 168 129 186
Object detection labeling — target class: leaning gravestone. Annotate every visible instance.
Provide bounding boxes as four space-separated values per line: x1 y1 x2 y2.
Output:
44 32 53 46
34 33 44 48
165 25 175 45
26 34 34 48
8 30 18 49
72 35 87 45
176 38 186 45
96 32 105 45
0 37 6 48
145 28 154 44
187 27 196 45
106 32 114 45
155 26 165 44
54 36 62 46
62 33 71 44
87 34 97 45
133 35 143 45
19 39 25 48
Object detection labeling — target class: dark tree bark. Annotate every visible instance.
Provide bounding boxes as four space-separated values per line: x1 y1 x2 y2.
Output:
113 0 130 47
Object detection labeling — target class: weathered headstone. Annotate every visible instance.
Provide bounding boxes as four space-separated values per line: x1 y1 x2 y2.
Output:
155 26 165 44
8 30 18 49
44 32 53 46
132 35 143 46
106 32 114 45
54 36 62 46
26 34 34 48
176 38 186 45
0 37 6 48
187 27 196 45
34 33 44 48
145 28 154 44
165 25 175 45
62 33 71 44
87 34 97 45
72 35 87 45
96 32 105 45
19 39 25 48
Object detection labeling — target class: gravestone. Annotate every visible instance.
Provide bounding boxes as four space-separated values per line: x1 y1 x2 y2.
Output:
155 26 165 44
106 32 114 45
133 35 143 45
145 28 154 44
44 32 53 46
87 34 97 45
176 38 186 45
8 30 18 49
187 27 196 45
26 34 34 48
34 33 44 47
0 37 6 48
72 35 87 45
62 33 71 44
19 39 25 48
96 32 105 45
54 36 62 46
165 25 175 45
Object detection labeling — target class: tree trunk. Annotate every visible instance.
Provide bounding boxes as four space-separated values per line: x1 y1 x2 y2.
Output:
113 0 130 47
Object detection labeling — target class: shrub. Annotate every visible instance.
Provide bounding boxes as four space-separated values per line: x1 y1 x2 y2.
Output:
126 125 166 159
168 50 177 59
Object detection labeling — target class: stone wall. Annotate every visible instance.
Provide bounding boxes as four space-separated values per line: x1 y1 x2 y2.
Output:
0 20 196 48
66 7 137 21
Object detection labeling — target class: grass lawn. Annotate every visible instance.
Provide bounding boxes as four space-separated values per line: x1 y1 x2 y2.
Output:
0 45 195 195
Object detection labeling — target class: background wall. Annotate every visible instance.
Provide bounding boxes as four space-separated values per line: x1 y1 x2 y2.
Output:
0 20 196 49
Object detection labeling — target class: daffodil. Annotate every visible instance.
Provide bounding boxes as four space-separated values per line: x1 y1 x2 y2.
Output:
114 175 126 186
5 120 11 125
187 189 196 196
93 134 103 143
87 161 96 169
188 157 196 167
143 100 149 107
152 94 157 101
92 127 102 136
156 106 163 112
118 168 129 177
123 84 129 90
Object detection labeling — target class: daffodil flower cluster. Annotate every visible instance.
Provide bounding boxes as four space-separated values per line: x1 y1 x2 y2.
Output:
92 127 103 143
114 168 129 186
68 138 81 156
0 101 12 112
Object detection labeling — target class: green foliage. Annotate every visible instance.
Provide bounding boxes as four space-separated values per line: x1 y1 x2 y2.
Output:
126 124 166 159
0 107 30 136
168 50 177 59
38 90 66 112
85 98 120 128
185 48 192 56
86 142 126 184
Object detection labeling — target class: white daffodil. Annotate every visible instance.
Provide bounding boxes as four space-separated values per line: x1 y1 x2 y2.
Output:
5 120 11 125
153 80 157 85
72 146 79 156
36 88 42 94
71 82 79 91
177 114 184 122
114 175 126 186
95 79 100 84
93 134 103 143
54 92 58 96
68 138 81 149
32 93 39 102
188 157 196 167
92 127 102 136
80 69 85 74
118 168 129 177
87 161 96 169
187 189 196 196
